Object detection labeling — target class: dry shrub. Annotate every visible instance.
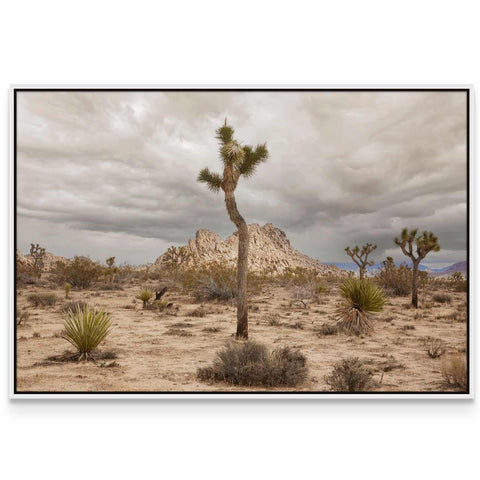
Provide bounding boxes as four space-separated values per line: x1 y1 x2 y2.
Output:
432 293 452 304
324 357 374 392
182 261 237 301
164 328 193 337
52 257 103 289
375 257 411 296
27 293 57 307
197 341 308 387
16 310 30 326
423 337 446 358
442 354 468 391
16 262 40 285
60 301 90 314
316 323 339 336
187 307 206 318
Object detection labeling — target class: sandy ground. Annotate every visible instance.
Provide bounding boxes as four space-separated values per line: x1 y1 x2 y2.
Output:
15 281 468 393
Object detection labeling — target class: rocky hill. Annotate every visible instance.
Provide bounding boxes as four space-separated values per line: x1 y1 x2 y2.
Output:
16 249 68 271
155 223 341 275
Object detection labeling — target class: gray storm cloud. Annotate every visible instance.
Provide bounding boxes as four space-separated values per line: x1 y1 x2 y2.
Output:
16 90 467 265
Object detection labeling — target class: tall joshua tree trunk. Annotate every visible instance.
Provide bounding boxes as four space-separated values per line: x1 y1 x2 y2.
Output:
224 189 249 337
198 121 269 339
411 260 419 308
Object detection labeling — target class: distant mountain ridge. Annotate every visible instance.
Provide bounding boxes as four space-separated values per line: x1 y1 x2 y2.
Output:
329 260 467 277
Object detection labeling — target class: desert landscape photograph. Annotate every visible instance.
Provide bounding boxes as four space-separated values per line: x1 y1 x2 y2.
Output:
13 88 470 395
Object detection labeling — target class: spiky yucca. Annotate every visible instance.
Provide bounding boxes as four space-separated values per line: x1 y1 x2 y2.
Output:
137 288 154 308
335 278 386 335
62 305 112 360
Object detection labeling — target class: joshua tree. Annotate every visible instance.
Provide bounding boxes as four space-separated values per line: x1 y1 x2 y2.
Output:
345 243 377 280
394 228 440 308
30 243 46 277
198 120 269 339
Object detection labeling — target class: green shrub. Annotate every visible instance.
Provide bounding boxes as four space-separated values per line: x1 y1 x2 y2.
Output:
62 304 112 361
335 278 386 335
64 283 71 298
52 256 103 288
197 341 308 387
324 357 374 392
27 293 58 307
375 257 411 296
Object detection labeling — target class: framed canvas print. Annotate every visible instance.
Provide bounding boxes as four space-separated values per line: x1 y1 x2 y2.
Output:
9 86 472 398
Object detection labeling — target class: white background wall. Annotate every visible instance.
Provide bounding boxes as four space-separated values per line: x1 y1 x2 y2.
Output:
1 1 478 479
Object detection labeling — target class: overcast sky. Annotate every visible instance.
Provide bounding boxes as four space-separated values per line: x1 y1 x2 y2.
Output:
16 90 467 266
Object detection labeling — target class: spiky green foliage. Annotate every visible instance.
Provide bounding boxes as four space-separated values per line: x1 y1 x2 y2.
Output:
394 228 440 261
137 288 154 308
62 305 112 361
335 278 386 335
197 168 223 192
198 120 269 195
64 283 71 298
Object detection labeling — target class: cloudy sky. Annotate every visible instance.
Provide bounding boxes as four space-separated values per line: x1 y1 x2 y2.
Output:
16 90 468 266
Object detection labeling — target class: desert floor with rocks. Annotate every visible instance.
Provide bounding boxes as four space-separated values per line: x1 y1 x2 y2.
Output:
15 279 467 393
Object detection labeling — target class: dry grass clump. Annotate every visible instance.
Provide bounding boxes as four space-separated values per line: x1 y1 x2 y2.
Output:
16 310 30 326
164 328 193 337
335 278 386 335
324 357 374 392
432 293 452 304
441 354 468 391
423 337 446 358
316 323 339 336
184 262 237 301
197 341 308 387
202 326 221 333
60 301 90 314
187 307 206 318
27 293 58 307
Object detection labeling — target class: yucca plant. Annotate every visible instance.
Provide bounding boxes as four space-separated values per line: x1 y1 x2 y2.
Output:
64 282 71 298
62 305 112 360
335 278 386 335
137 288 154 308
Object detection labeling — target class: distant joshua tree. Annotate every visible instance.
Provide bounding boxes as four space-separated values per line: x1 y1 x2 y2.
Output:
30 243 46 277
394 228 440 308
198 120 269 339
345 243 377 280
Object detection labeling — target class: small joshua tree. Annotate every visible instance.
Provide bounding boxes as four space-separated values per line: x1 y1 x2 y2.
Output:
30 243 46 277
104 256 118 283
198 120 269 339
345 243 377 280
394 228 440 308
64 283 72 299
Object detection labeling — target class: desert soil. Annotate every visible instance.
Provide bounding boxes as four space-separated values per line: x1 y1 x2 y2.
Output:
15 282 467 393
